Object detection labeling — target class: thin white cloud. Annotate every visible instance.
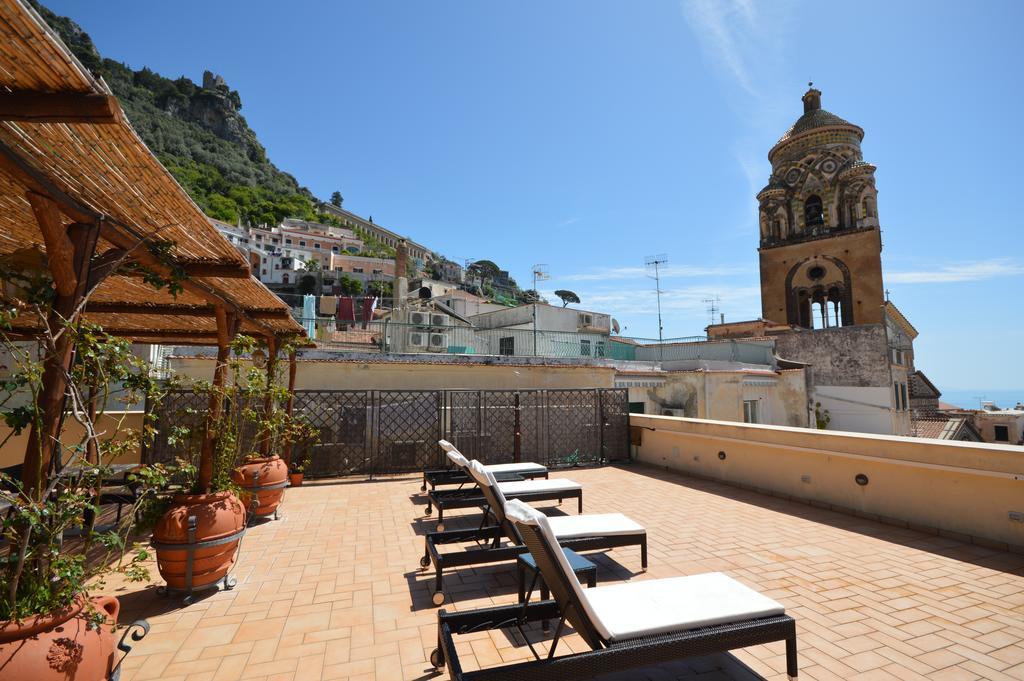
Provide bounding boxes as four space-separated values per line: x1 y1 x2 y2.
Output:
557 264 748 282
681 0 758 95
888 260 1024 284
556 217 580 227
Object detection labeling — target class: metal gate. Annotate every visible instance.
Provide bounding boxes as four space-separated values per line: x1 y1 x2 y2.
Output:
146 388 629 477
375 391 442 474
292 390 370 477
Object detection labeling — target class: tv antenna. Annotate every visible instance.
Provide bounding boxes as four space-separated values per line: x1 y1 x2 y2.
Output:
645 254 668 356
703 296 721 327
531 263 550 296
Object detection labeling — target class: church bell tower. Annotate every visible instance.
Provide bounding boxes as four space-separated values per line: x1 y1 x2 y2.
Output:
758 86 885 328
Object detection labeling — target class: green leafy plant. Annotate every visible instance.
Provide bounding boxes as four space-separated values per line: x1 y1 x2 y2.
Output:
0 307 174 624
166 335 316 494
289 454 312 475
814 402 831 430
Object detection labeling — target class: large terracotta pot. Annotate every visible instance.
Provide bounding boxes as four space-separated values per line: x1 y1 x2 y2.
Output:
231 455 288 517
153 491 246 589
0 595 119 680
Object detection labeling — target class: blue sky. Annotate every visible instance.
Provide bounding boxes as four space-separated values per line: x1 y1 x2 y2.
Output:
49 0 1024 393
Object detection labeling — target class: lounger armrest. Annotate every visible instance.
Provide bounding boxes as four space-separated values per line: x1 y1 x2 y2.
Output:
427 526 503 545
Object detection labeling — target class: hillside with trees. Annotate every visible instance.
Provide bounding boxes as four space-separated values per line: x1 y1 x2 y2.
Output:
32 1 327 228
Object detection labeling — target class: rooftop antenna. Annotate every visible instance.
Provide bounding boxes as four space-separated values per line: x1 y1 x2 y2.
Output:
645 254 668 360
531 264 549 297
703 296 721 328
531 264 549 356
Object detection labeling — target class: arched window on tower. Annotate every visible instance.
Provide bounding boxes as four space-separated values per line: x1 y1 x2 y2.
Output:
804 195 824 227
863 195 876 218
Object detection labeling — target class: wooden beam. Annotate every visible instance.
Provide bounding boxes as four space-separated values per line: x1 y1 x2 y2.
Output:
198 307 238 493
259 336 279 457
116 260 251 279
282 349 297 466
180 262 251 278
26 191 77 296
85 248 128 293
21 220 100 498
83 302 291 319
0 92 120 124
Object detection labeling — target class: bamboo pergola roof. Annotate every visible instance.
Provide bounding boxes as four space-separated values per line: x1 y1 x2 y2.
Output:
0 0 305 344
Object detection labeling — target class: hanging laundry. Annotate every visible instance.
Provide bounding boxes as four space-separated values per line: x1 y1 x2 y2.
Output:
302 294 316 339
361 297 376 328
338 297 356 322
319 295 338 316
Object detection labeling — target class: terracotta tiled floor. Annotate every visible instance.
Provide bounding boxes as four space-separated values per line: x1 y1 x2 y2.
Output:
112 464 1024 681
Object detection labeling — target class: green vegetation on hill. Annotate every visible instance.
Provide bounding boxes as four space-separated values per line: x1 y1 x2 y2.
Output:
33 1 324 228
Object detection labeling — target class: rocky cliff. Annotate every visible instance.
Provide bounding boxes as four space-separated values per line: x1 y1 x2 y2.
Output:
31 1 323 227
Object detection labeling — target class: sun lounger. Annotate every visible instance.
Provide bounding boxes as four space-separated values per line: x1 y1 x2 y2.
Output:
430 498 797 680
422 447 581 531
419 440 549 492
420 460 645 606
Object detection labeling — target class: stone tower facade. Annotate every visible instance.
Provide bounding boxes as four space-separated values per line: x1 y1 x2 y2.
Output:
757 87 884 329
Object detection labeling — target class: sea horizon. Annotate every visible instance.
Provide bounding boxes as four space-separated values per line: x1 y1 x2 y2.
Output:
938 388 1024 410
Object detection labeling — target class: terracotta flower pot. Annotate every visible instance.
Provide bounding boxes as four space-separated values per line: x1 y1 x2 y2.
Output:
153 491 246 590
289 472 303 487
0 595 119 680
231 455 288 517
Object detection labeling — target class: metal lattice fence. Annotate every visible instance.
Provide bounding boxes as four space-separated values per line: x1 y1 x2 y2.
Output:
146 388 629 477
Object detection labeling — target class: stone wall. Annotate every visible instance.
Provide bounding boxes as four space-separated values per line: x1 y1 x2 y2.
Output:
773 324 890 387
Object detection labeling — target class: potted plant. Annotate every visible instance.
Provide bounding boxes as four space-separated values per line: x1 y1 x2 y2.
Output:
227 336 314 519
0 297 170 679
150 335 255 591
289 455 311 487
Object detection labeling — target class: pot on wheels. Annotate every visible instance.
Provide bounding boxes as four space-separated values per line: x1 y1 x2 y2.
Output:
0 595 119 680
153 491 246 590
231 455 288 518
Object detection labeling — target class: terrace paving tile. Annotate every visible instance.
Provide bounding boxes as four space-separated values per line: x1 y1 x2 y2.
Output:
107 463 1024 680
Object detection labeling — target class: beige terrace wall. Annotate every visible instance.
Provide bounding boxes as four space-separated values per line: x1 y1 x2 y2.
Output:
168 357 616 392
0 411 146 470
631 414 1024 551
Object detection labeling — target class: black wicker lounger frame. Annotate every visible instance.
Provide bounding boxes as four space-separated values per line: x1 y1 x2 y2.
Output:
419 466 645 606
431 509 797 680
423 482 581 532
420 464 548 492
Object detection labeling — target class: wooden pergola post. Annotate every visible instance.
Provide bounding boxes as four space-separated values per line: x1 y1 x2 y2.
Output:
198 305 238 493
259 335 278 457
282 349 297 466
21 193 99 499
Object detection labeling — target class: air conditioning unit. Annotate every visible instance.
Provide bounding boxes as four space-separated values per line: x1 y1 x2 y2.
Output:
409 311 430 327
430 313 448 328
408 331 429 348
578 312 594 329
429 333 448 351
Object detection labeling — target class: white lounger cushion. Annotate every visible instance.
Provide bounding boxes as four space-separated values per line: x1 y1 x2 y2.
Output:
584 573 785 642
445 449 471 469
440 442 544 474
547 513 644 538
504 499 783 646
498 478 581 495
484 462 546 474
